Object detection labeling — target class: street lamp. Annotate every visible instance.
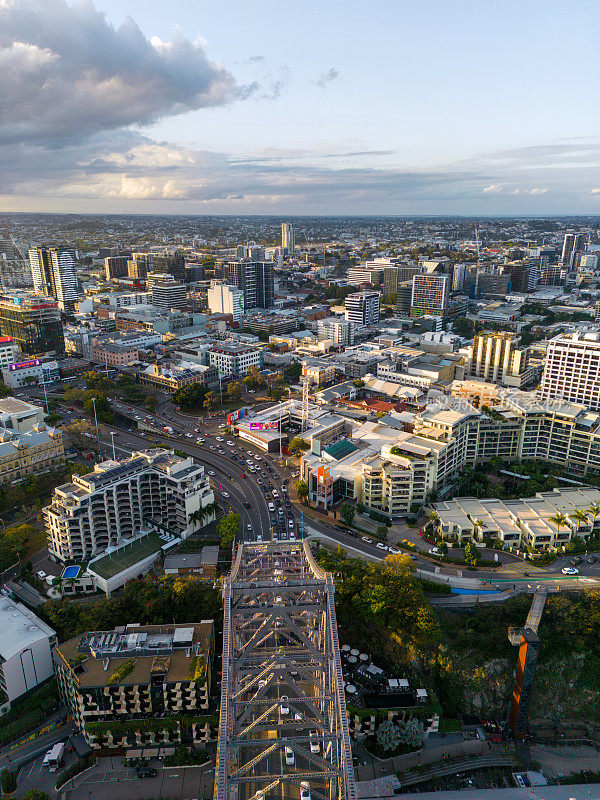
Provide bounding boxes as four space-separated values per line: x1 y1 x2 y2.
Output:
91 397 101 457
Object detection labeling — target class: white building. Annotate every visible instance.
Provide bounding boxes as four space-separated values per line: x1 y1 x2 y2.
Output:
539 330 600 410
281 223 295 255
0 397 46 431
347 266 384 286
467 331 533 388
317 318 355 347
44 449 215 563
2 359 60 388
345 292 381 326
208 343 262 378
207 282 245 322
0 337 20 370
29 248 79 311
0 596 57 710
151 279 187 310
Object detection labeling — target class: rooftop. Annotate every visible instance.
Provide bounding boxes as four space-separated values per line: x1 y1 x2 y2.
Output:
0 597 56 660
88 530 176 579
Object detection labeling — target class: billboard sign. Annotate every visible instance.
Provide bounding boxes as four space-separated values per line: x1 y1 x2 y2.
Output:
249 421 278 430
227 406 248 426
10 359 42 371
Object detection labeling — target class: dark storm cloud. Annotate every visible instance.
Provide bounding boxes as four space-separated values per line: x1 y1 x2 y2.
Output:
0 0 251 145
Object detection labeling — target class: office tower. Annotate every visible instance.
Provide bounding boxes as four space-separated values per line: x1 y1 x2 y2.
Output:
127 253 152 280
344 291 381 326
281 223 295 255
151 277 187 310
0 293 65 355
207 282 245 322
347 265 384 287
208 343 262 378
539 265 566 286
469 331 532 388
452 264 467 291
539 331 600 410
410 274 449 317
45 449 215 563
223 260 274 309
560 233 586 268
396 280 413 316
28 247 79 311
104 254 131 280
152 250 186 282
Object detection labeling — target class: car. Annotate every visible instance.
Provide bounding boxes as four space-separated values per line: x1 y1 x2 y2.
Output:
136 766 158 778
562 566 579 575
216 436 224 442
587 556 596 564
244 502 251 509
222 492 230 499
36 570 46 580
197 437 205 443
294 711 303 727
289 531 296 541
256 533 263 541
268 503 275 512
246 524 252 531
208 470 215 476
388 547 399 554
280 696 290 715
309 730 320 753
210 446 216 451
300 782 311 800
241 473 247 478
361 536 371 543
428 547 441 556
227 441 234 446
285 746 295 765
376 542 388 551
288 519 294 529
570 557 582 565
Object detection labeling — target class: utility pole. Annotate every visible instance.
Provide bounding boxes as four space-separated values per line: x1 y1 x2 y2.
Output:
110 431 117 460
92 397 101 457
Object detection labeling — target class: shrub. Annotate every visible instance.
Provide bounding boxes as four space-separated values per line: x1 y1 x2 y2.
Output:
1 769 16 794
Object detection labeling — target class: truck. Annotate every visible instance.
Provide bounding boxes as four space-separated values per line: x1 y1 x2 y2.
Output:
47 742 65 772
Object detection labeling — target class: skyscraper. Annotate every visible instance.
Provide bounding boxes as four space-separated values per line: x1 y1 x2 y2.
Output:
152 250 186 282
0 293 65 355
560 233 586 268
281 223 295 255
207 282 245 322
410 274 449 317
223 260 274 309
539 331 600 410
28 248 79 311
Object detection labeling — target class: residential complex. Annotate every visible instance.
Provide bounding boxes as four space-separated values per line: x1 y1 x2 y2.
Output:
28 247 79 311
150 277 187 310
54 621 214 748
539 331 600 410
467 331 533 388
208 343 262 378
44 449 215 563
207 282 245 322
281 222 295 254
222 260 274 309
410 274 449 317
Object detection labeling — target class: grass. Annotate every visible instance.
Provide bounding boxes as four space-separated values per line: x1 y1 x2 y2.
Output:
89 531 166 579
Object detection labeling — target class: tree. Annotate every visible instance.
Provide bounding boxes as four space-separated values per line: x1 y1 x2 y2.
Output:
64 420 96 449
0 383 13 399
376 720 401 752
284 363 302 382
464 541 480 565
340 504 355 526
144 395 158 411
472 518 485 542
1 769 16 794
203 391 219 412
398 718 425 748
23 792 51 800
295 480 309 503
289 437 309 456
453 316 474 338
587 502 600 531
226 382 242 402
570 509 589 537
549 512 569 545
216 513 240 548
172 383 207 410
352 379 364 388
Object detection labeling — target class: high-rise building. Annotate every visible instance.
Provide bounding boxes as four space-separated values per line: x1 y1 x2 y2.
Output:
28 248 79 311
152 250 186 282
223 261 274 309
207 281 245 322
281 223 295 255
127 253 152 280
469 331 532 388
347 266 384 286
539 265 567 286
44 449 215 563
0 293 65 355
539 331 600 410
104 254 130 280
151 277 187 310
410 274 449 317
396 280 413 316
560 233 586 267
344 291 380 326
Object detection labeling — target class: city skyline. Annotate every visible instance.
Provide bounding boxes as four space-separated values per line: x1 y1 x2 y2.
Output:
1 0 599 215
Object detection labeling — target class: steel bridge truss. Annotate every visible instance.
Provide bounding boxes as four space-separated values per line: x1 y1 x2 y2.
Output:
217 542 356 800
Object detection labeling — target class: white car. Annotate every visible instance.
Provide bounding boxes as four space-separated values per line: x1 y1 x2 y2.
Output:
227 441 234 446
36 570 46 580
429 547 441 556
280 696 290 715
285 746 295 766
388 547 399 554
288 519 294 528
300 782 311 800
561 566 579 575
208 470 216 476
216 436 224 442
246 524 252 531
309 731 319 753
222 492 230 498
376 542 388 551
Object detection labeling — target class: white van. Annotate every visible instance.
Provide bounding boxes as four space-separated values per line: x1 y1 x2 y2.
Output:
268 503 275 513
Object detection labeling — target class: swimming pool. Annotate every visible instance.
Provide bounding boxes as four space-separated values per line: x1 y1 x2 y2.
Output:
62 565 80 580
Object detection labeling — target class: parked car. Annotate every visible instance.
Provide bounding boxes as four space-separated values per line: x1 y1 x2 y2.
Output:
562 566 579 575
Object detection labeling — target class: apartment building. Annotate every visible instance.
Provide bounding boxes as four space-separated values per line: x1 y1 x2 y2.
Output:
0 598 57 711
468 331 533 388
539 331 600 410
410 274 449 318
302 360 336 387
54 621 214 748
208 343 262 378
29 248 79 311
222 260 274 309
0 337 20 370
316 318 355 347
0 293 65 355
433 487 600 551
344 292 381 326
44 449 215 563
207 282 244 322
347 266 384 286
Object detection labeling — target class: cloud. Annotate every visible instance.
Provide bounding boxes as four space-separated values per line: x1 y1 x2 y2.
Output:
249 55 265 62
510 187 547 195
591 188 600 194
0 0 250 145
482 184 503 193
317 68 340 88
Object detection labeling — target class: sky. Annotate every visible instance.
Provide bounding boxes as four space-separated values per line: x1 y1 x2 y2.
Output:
1 0 599 215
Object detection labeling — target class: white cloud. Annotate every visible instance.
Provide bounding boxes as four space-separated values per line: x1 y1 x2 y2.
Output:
483 184 503 193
